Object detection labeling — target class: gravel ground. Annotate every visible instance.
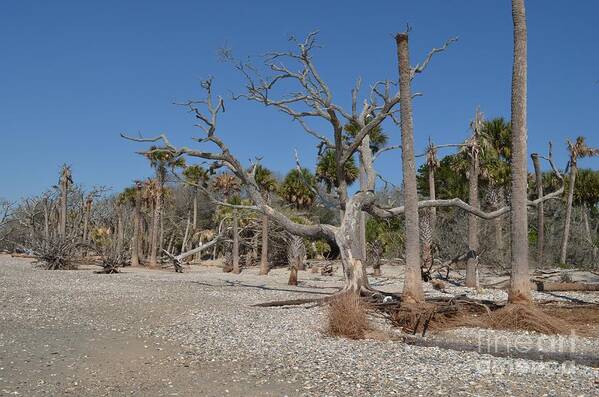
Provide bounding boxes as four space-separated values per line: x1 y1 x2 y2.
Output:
1 255 598 396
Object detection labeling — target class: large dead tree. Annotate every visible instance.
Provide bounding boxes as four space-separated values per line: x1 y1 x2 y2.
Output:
123 32 564 298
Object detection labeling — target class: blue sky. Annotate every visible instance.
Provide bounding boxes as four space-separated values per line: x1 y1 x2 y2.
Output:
1 0 597 201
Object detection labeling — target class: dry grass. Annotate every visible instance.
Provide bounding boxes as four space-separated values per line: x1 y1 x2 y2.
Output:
483 304 570 334
387 301 599 336
326 294 371 340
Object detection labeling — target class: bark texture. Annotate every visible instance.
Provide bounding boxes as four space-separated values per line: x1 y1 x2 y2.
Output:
508 0 532 303
396 32 424 303
259 214 270 275
466 130 480 288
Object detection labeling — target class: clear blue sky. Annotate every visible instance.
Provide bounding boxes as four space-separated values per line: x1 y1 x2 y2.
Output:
1 0 597 201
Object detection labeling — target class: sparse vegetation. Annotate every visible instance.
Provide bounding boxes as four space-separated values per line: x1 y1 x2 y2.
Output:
1 1 599 394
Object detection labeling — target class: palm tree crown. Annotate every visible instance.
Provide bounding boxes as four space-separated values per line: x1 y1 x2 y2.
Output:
315 150 359 193
279 168 316 209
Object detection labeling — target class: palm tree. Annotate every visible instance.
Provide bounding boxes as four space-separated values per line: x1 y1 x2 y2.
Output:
574 169 599 262
253 165 278 275
482 117 512 265
508 0 531 304
463 109 487 288
279 168 316 210
213 173 242 273
483 117 512 162
116 186 137 259
315 150 359 193
183 165 209 259
182 165 209 230
144 147 185 268
560 136 599 264
58 165 72 238
396 31 424 303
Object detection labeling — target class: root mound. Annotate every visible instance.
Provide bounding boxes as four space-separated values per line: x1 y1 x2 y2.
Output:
485 304 570 335
326 294 371 340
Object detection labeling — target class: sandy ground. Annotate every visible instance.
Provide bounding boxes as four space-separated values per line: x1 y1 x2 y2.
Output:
1 255 598 396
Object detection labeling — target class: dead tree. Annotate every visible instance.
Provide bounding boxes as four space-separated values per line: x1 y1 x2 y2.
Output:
123 33 565 299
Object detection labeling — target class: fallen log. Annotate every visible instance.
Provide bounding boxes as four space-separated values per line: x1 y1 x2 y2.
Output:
532 281 599 292
402 334 599 368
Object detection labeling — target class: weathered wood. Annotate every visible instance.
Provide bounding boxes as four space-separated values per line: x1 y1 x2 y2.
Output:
533 281 599 292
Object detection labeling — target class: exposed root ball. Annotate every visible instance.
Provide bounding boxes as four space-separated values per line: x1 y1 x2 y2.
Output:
326 294 371 340
389 303 439 335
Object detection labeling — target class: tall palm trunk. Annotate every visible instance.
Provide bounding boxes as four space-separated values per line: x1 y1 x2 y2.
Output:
259 213 270 275
466 144 480 288
131 183 142 266
159 211 164 254
395 32 424 303
420 163 437 276
559 160 576 264
149 189 161 268
508 0 532 303
531 153 544 267
59 170 69 238
232 210 241 274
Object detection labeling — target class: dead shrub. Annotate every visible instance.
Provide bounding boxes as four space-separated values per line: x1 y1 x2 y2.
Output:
326 294 371 339
29 234 81 270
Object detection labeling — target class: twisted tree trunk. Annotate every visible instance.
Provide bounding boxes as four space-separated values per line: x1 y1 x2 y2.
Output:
508 0 532 303
336 195 371 294
396 32 424 303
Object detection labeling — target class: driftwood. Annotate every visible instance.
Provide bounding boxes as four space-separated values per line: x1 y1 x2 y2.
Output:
402 335 599 368
532 281 599 292
162 233 222 272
